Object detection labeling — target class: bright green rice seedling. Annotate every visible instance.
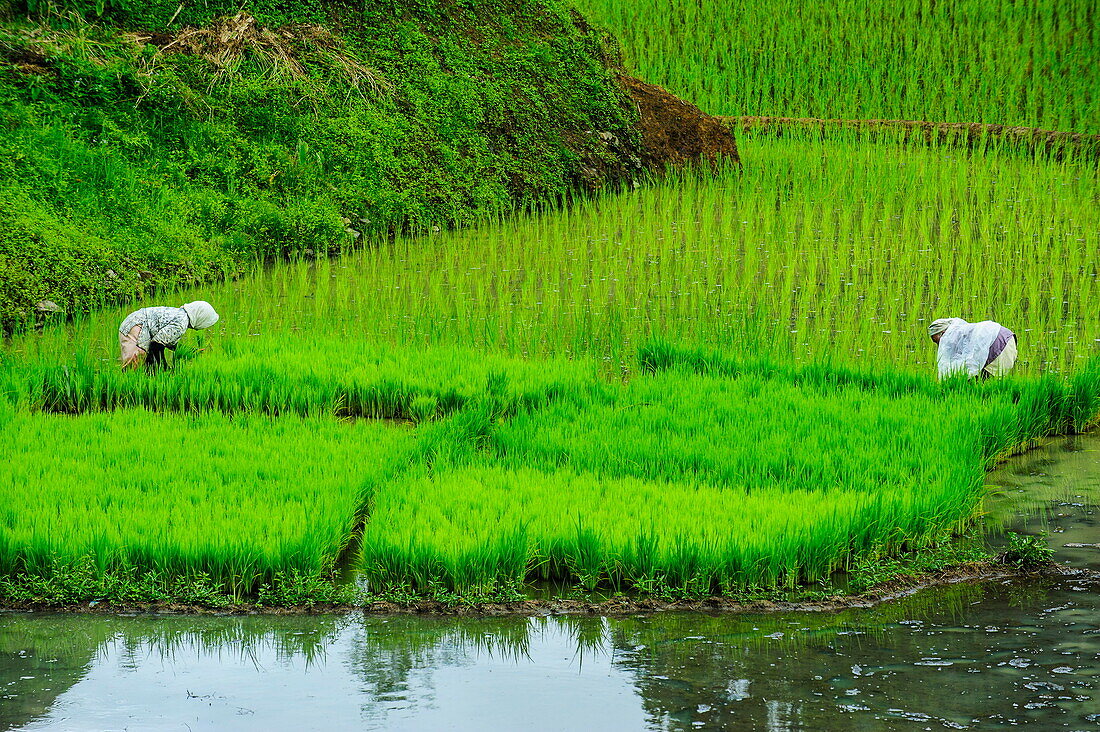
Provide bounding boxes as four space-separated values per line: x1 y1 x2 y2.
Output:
17 337 606 420
359 369 991 593
0 410 418 596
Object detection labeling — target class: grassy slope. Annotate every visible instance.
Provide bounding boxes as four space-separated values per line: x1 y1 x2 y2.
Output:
0 0 643 325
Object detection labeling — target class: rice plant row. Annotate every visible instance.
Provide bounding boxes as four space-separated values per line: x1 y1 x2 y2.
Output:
576 0 1099 131
6 337 605 421
0 410 419 597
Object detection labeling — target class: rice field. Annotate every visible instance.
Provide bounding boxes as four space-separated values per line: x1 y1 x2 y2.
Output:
2 2 1099 603
10 137 1099 376
0 410 419 596
576 0 1100 130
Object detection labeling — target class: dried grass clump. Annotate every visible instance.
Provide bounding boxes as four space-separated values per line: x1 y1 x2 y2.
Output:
130 12 389 94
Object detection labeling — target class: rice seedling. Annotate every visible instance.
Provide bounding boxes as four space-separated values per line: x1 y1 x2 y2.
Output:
576 0 1100 131
359 368 985 593
10 134 1096 379
0 410 419 597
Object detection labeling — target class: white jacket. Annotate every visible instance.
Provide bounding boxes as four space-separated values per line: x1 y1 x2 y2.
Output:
936 319 1004 379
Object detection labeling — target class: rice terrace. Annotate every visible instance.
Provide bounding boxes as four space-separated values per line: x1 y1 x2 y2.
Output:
1 0 1099 728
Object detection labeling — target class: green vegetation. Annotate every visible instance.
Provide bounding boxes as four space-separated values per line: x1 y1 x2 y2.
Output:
1000 531 1056 566
576 0 1100 130
0 410 418 598
0 0 646 325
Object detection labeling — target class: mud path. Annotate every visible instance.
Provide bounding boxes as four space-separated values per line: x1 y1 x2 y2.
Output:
728 116 1100 159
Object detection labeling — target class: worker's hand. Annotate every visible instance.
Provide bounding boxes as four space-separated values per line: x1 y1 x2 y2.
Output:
121 347 147 370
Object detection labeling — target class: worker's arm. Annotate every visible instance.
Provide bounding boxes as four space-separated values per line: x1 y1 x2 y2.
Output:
146 342 169 370
121 347 146 370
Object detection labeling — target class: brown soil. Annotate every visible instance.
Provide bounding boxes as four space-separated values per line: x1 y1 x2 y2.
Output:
729 116 1100 159
0 45 53 75
622 75 740 170
5 560 1093 617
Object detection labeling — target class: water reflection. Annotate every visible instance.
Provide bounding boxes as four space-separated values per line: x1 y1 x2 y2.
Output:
4 576 1098 731
984 431 1100 569
2 435 1098 731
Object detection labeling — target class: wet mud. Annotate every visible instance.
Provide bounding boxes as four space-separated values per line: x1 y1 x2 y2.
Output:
5 558 1094 618
729 115 1100 159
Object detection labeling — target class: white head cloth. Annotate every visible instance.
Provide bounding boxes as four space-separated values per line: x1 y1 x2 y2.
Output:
182 301 220 329
928 317 962 338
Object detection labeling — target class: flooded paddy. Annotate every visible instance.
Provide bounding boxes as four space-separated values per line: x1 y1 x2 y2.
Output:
3 434 1097 731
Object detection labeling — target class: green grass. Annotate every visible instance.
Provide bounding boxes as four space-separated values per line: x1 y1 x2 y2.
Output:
0 0 645 325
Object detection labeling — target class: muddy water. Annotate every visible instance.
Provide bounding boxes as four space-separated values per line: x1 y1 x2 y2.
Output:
2 435 1098 731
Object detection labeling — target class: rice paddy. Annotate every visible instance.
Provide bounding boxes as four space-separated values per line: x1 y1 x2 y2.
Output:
2 3 1099 604
0 410 419 596
575 0 1100 130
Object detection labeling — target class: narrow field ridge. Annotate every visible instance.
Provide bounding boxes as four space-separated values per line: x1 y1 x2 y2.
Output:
727 116 1100 157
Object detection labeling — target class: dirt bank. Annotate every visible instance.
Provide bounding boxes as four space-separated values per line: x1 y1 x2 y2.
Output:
4 560 1093 617
728 116 1100 159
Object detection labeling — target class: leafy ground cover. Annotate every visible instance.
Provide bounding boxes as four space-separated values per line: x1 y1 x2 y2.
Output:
0 0 654 325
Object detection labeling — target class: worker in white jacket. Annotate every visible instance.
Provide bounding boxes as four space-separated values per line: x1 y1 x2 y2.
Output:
928 317 1017 380
119 301 220 370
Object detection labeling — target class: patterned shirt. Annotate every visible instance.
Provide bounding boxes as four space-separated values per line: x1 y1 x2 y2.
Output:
119 307 189 351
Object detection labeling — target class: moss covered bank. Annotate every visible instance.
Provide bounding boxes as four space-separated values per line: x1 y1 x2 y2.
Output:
0 0 737 327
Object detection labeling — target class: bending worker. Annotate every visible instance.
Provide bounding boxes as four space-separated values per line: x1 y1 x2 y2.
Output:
928 317 1017 380
119 301 219 370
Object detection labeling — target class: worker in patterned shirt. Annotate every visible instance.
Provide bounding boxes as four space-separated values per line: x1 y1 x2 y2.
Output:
928 317 1017 380
118 301 220 370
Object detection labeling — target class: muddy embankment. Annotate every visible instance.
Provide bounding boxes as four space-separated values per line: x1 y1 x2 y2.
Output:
5 559 1095 617
728 116 1100 159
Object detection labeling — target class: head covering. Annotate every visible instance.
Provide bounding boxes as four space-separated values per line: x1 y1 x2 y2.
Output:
928 317 962 338
181 301 220 329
